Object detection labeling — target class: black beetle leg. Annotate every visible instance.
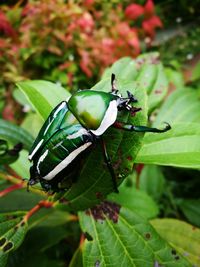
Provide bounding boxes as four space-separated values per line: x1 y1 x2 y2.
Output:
113 121 171 133
100 138 119 193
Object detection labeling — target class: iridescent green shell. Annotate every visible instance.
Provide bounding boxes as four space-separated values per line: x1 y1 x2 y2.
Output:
68 90 118 135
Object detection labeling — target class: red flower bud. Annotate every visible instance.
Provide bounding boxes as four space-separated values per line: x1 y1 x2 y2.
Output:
125 4 144 20
144 0 154 16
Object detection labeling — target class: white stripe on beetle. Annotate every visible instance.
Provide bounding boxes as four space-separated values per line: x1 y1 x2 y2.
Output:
28 139 44 161
91 100 118 136
67 128 88 140
42 142 92 181
28 102 68 161
36 149 49 174
43 102 67 135
53 101 67 117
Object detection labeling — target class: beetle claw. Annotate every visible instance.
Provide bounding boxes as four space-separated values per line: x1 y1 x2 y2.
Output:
127 91 137 103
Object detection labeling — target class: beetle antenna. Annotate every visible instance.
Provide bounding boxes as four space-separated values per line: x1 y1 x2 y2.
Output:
111 73 117 93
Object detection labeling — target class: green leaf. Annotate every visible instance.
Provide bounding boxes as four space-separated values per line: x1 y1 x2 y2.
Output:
154 88 200 125
103 54 168 112
178 199 200 227
137 53 168 112
69 246 83 267
8 210 78 267
102 57 139 82
165 68 184 89
108 186 159 219
10 150 30 178
140 165 165 201
0 212 28 267
0 119 34 151
21 113 43 138
55 56 148 211
13 88 33 110
0 187 44 212
191 61 200 82
0 140 20 165
135 123 200 168
79 204 191 267
151 218 200 266
17 80 70 120
147 63 168 113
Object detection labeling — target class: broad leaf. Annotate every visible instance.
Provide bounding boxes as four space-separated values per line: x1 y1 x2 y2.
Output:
17 80 70 120
154 88 200 125
135 123 200 168
21 113 43 138
0 187 44 212
0 140 20 165
151 218 200 266
8 210 78 267
104 53 168 112
0 212 28 267
79 204 191 267
108 186 159 219
0 119 34 151
140 165 165 201
10 150 30 178
165 68 184 89
147 62 168 112
135 88 200 167
178 199 200 227
69 246 83 267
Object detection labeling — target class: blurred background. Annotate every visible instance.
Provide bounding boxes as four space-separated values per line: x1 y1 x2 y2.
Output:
0 1 200 266
1 0 200 123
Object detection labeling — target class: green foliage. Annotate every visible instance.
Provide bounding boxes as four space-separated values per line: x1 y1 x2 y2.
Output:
135 123 200 168
0 212 28 267
178 199 200 227
17 81 70 120
0 119 33 150
140 165 165 201
108 186 159 219
151 218 200 266
79 207 191 267
0 53 200 267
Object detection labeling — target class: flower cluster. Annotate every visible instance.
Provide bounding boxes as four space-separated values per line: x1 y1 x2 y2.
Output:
0 0 162 89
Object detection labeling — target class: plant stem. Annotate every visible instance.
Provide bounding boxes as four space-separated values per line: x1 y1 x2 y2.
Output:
23 200 54 222
0 172 45 196
0 183 23 197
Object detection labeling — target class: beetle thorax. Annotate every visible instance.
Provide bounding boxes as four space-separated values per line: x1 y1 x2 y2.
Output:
68 90 118 136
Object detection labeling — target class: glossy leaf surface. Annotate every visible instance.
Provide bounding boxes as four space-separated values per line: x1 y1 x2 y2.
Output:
108 186 159 219
17 80 70 120
79 205 191 267
151 218 200 266
154 88 200 125
0 119 34 151
135 123 200 168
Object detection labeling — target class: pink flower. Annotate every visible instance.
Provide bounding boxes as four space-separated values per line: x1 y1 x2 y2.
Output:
144 0 154 16
0 11 16 38
142 15 163 37
77 13 94 33
125 0 163 37
125 4 144 20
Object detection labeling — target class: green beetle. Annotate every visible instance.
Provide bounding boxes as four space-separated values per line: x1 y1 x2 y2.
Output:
28 74 170 192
